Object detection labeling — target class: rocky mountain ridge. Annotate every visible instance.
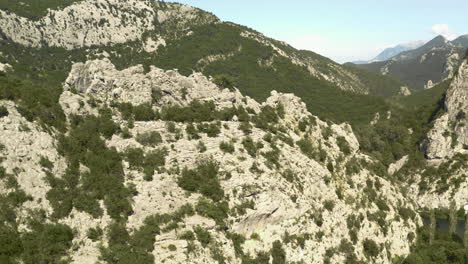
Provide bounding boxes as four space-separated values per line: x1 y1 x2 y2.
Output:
0 0 404 98
352 40 425 64
354 34 468 90
0 1 467 263
1 58 421 263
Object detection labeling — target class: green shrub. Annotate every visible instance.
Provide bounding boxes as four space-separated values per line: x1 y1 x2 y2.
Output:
398 207 416 221
121 127 132 139
161 100 217 122
220 141 235 153
134 103 157 121
242 136 261 157
321 126 333 139
336 136 351 154
197 141 207 152
251 104 285 131
250 233 260 240
195 198 229 225
194 226 211 247
179 230 195 241
323 200 335 211
87 226 103 242
262 147 281 169
186 123 200 139
271 240 286 264
197 122 221 137
39 156 54 170
0 105 8 118
178 159 224 201
239 122 252 135
53 114 132 220
116 102 134 120
214 74 236 90
362 239 379 258
0 75 66 131
168 244 177 251
136 131 163 147
345 157 361 175
296 138 315 159
20 221 74 264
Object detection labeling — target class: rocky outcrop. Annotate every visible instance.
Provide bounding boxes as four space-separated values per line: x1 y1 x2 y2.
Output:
0 0 217 50
0 0 155 49
426 59 468 160
399 86 411 96
53 59 421 263
0 62 11 72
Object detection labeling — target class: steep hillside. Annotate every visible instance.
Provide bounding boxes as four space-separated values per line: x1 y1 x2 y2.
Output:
354 35 468 90
0 0 405 125
0 1 467 264
0 59 421 263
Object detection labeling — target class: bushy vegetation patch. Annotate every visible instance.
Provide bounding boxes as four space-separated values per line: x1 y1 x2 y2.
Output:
336 136 351 155
101 204 195 264
195 198 229 226
362 239 380 259
51 114 132 220
402 226 468 264
271 240 286 264
123 147 167 181
0 105 8 118
178 159 224 201
0 0 84 20
418 154 467 194
242 136 263 157
136 131 163 146
219 141 235 153
0 183 73 264
0 74 66 131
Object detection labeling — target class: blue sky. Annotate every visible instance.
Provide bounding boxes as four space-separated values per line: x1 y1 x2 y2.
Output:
171 0 468 63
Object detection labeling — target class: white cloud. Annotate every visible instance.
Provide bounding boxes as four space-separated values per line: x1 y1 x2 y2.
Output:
431 24 458 40
285 34 384 63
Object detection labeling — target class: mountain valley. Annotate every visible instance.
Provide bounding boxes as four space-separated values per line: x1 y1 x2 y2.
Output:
0 1 466 264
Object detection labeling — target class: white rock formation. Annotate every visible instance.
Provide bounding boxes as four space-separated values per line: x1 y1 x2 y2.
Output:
424 80 434 90
0 62 12 72
0 0 155 49
0 0 217 50
399 86 411 96
426 59 468 160
53 60 421 263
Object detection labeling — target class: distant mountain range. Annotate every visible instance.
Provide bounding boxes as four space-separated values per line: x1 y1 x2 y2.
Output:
350 34 468 90
352 40 426 64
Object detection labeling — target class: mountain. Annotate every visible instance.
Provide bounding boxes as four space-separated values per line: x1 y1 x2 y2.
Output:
352 40 425 64
0 1 467 264
452 34 468 47
354 35 468 90
373 41 426 61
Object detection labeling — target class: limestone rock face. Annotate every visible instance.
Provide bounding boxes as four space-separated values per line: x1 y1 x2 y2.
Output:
0 100 66 223
55 60 420 264
399 86 411 96
424 80 434 90
426 59 468 160
0 62 11 72
63 58 250 110
0 0 155 49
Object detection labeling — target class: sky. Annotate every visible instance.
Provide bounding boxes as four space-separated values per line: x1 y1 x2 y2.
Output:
170 0 468 63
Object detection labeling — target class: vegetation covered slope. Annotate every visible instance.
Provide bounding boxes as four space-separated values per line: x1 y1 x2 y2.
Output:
0 0 83 19
0 1 467 263
354 35 468 90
